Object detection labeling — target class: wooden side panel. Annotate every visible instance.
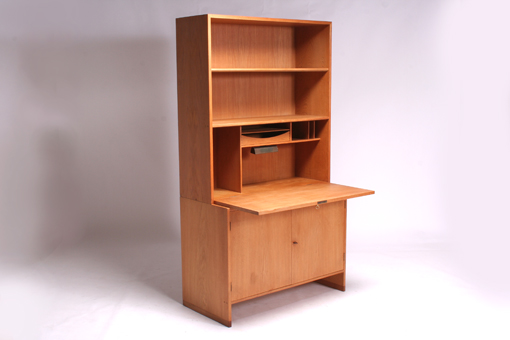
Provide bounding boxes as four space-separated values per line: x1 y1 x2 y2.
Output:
231 210 292 302
176 15 213 203
295 25 331 68
180 197 231 326
294 24 331 182
318 200 347 291
317 272 346 291
211 24 295 68
291 201 345 283
294 72 330 117
214 127 241 192
242 144 295 185
212 73 295 120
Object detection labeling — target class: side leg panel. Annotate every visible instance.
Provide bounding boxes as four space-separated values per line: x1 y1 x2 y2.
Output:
317 200 347 291
181 197 231 327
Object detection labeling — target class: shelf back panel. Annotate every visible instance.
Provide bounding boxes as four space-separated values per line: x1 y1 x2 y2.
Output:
213 73 295 120
242 144 295 185
211 22 330 69
212 23 295 68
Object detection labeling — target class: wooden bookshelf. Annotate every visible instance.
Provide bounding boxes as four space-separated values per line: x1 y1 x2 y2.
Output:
176 14 374 327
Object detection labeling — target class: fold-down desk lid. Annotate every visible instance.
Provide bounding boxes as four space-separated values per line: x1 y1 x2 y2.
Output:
213 177 374 215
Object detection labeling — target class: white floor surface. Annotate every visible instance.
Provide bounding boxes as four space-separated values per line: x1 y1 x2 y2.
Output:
1 238 508 340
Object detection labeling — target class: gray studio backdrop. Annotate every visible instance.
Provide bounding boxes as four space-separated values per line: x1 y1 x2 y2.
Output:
1 0 509 294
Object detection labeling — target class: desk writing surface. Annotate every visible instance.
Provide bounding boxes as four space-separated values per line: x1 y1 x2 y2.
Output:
214 177 374 215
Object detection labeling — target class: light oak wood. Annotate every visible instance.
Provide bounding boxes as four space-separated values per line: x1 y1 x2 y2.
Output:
230 210 292 301
210 14 332 26
212 73 295 120
295 25 331 68
176 15 213 203
180 198 231 326
212 68 329 72
214 126 241 192
214 177 374 215
317 272 346 291
241 137 320 148
213 114 329 128
233 270 344 304
211 23 294 68
295 72 330 117
241 144 295 185
317 200 347 291
177 14 373 327
183 301 232 327
291 201 345 283
295 119 331 181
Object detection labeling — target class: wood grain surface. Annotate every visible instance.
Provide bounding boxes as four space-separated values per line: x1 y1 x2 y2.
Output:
230 210 292 301
180 197 231 326
176 15 213 203
214 177 374 215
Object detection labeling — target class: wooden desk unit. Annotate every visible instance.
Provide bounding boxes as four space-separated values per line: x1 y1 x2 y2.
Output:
176 14 374 327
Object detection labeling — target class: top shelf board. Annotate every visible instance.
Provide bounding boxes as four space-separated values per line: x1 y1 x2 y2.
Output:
212 114 329 128
214 177 374 215
212 68 328 73
208 14 331 27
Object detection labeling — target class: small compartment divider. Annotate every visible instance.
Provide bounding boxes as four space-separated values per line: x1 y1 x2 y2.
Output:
292 121 309 140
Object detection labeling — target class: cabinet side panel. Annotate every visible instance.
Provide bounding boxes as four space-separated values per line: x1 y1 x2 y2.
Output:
213 127 242 192
291 201 345 283
176 15 213 203
181 197 231 324
231 210 292 301
317 201 347 291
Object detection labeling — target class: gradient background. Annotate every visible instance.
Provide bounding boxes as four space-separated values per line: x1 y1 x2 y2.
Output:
1 0 509 338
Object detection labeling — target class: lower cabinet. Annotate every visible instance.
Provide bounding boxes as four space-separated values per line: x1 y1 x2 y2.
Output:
231 201 346 302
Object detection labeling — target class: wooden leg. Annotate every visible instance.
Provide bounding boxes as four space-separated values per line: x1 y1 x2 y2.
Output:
183 300 232 327
317 271 345 291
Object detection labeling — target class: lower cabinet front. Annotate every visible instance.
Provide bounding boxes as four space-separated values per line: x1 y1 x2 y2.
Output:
230 210 292 302
231 201 346 302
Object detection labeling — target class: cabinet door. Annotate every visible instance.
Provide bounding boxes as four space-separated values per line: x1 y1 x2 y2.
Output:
291 201 345 283
230 210 292 302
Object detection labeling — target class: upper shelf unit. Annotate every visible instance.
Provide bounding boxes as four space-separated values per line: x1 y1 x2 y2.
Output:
210 15 331 125
211 16 330 70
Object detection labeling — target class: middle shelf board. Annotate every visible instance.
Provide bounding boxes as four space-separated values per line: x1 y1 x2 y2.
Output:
212 114 329 128
214 177 375 215
212 68 329 73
